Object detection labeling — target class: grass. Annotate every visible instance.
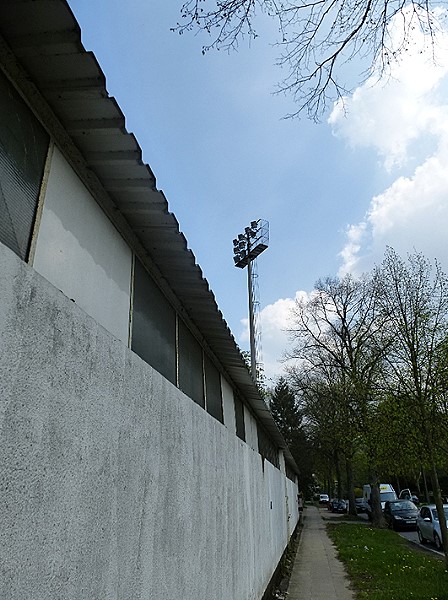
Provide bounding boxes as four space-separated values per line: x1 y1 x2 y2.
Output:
327 523 448 600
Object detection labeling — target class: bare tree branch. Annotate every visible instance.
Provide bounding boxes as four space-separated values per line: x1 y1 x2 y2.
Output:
172 0 445 119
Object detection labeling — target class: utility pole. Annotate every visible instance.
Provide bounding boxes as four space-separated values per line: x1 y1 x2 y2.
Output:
232 220 269 383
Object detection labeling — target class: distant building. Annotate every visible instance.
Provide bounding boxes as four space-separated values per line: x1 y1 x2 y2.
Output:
0 2 299 599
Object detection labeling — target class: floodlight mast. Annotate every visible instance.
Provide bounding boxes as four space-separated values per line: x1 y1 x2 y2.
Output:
232 219 269 383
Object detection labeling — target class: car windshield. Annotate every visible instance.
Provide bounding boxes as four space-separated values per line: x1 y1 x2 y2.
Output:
390 501 416 511
381 492 397 502
431 507 448 520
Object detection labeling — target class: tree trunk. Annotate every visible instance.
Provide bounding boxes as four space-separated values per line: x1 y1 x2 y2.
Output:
346 458 357 516
336 457 342 499
422 468 430 503
370 479 386 528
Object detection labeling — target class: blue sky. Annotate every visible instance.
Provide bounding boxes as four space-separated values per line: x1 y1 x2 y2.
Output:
67 2 448 382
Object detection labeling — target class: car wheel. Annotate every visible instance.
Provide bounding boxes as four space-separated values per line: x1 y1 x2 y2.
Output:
434 533 442 551
418 528 427 544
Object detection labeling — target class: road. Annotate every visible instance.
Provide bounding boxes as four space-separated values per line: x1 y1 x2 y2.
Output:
398 529 444 557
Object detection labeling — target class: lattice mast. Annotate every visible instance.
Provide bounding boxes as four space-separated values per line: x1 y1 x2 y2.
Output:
232 220 269 383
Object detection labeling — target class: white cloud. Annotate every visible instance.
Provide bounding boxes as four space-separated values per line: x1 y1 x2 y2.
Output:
330 9 448 169
239 291 310 382
330 6 448 275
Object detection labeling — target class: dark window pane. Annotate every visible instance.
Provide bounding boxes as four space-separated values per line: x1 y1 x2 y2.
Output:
234 393 245 441
132 258 176 384
257 424 279 468
178 319 204 407
204 354 223 423
0 69 49 259
285 462 296 482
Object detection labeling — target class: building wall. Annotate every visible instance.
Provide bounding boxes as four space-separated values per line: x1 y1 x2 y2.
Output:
32 144 133 345
0 242 298 600
0 37 299 599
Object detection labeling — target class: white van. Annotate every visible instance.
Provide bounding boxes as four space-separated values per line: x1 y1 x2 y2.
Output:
363 483 397 510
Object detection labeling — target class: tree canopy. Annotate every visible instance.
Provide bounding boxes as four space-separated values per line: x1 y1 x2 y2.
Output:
269 377 315 495
284 248 448 561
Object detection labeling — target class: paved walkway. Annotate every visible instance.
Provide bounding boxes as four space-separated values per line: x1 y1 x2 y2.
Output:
287 505 355 600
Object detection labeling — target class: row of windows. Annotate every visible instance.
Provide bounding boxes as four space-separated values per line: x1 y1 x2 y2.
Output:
132 257 225 423
0 66 247 441
0 63 294 471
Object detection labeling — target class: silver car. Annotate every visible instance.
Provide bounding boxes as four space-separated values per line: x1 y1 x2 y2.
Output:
416 504 448 550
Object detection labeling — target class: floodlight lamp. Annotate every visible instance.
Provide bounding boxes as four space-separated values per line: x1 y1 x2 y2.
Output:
238 233 244 241
233 256 240 264
233 238 238 246
238 241 246 249
250 220 258 228
245 227 251 234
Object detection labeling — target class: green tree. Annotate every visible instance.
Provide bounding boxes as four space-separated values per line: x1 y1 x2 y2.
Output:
174 0 442 118
375 248 448 564
270 378 301 446
270 377 315 496
286 273 388 519
291 366 350 500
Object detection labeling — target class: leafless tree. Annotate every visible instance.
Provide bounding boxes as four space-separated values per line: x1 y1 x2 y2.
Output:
286 274 390 521
173 0 443 118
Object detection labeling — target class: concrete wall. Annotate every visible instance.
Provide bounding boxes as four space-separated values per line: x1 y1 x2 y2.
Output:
33 145 132 345
0 243 298 600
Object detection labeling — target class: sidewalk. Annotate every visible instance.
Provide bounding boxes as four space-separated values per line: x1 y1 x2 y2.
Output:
287 505 355 599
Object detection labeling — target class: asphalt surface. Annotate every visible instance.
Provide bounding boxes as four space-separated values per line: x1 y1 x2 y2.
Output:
398 528 444 557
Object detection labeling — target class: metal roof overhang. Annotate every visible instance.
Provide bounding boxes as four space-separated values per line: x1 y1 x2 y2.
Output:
0 0 298 473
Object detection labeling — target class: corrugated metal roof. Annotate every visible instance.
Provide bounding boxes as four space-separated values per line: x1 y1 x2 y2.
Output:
0 0 298 473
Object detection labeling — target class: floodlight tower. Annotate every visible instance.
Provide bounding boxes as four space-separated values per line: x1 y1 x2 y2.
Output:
232 219 269 382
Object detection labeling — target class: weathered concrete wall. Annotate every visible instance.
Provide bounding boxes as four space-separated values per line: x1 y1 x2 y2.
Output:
0 243 298 600
33 145 132 345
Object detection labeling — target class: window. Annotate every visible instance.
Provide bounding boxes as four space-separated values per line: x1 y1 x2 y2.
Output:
178 319 204 407
285 463 296 482
204 354 223 423
0 69 49 259
131 258 176 384
234 393 245 441
257 423 279 468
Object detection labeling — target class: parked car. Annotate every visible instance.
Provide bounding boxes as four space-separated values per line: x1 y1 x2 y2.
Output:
383 499 418 530
417 504 448 550
355 497 369 514
330 499 348 513
363 483 397 510
319 493 329 504
399 488 420 505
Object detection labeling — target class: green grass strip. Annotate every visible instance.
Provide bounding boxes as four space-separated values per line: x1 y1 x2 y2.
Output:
327 523 448 600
